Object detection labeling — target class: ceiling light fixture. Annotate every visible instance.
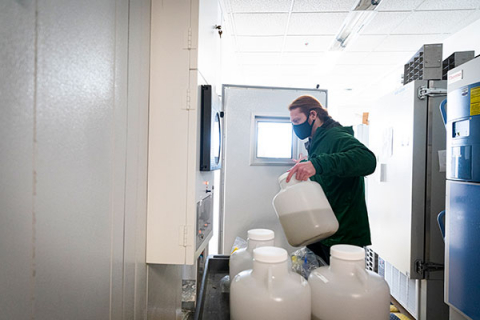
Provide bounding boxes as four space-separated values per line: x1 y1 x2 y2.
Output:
330 0 381 51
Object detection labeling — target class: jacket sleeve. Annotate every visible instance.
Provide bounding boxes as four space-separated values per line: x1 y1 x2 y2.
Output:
309 134 377 178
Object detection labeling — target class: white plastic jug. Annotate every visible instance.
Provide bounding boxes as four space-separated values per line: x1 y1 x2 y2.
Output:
229 229 275 280
230 246 311 320
272 172 339 247
308 245 390 320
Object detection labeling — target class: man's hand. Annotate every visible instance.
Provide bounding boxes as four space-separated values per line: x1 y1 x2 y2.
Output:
286 161 316 182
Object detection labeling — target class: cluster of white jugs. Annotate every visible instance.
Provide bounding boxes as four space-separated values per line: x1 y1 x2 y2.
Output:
229 231 390 320
229 173 390 319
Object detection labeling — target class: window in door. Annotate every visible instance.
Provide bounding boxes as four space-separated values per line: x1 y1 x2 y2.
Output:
251 115 298 165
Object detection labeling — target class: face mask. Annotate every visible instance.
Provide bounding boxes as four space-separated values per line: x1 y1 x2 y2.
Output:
293 117 314 140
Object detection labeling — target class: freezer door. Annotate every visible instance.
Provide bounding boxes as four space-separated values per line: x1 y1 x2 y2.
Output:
368 80 430 279
445 180 480 319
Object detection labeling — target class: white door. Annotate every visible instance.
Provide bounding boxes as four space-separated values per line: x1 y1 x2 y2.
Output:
220 85 328 254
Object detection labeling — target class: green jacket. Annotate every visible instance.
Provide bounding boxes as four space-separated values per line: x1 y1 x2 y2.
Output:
307 122 376 248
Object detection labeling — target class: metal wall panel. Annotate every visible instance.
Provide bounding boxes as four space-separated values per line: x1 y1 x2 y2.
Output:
112 0 131 318
125 0 151 318
34 0 117 318
1 1 150 319
0 1 35 319
147 265 183 320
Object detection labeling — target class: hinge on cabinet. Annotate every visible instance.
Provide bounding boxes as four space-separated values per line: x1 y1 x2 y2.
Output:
186 89 191 110
418 86 447 100
415 259 444 277
179 225 188 247
179 225 193 247
187 28 193 48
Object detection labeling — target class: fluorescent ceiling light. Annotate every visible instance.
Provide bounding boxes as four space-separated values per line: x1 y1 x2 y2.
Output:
330 0 381 51
354 0 381 11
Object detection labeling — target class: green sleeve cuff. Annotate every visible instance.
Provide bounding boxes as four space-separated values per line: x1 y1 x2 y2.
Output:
310 155 324 175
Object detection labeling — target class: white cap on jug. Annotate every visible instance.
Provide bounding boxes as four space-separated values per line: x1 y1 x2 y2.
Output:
330 244 365 261
248 229 275 241
253 247 288 263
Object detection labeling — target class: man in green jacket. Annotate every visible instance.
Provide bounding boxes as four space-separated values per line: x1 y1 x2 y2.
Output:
286 95 376 264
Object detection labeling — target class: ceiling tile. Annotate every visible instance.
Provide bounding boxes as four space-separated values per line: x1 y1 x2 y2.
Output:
241 68 291 86
281 52 325 64
377 0 424 11
241 65 281 75
391 10 474 35
234 13 288 36
331 64 392 76
323 73 377 88
362 51 415 65
229 0 292 13
416 0 480 11
375 34 447 52
324 67 355 78
240 66 282 84
236 36 284 52
277 64 316 76
345 35 388 52
336 52 369 65
288 12 349 35
279 76 320 88
284 35 335 51
360 12 410 35
293 0 356 12
242 75 286 87
237 53 282 64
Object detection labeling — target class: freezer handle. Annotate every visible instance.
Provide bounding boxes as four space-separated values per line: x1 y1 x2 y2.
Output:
439 99 447 127
437 210 446 241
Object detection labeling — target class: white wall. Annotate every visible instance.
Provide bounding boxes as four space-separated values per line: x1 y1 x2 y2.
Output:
0 1 151 319
443 18 480 58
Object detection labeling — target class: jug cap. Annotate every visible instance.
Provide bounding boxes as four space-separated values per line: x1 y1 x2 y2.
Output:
330 245 365 261
248 229 275 241
253 246 287 263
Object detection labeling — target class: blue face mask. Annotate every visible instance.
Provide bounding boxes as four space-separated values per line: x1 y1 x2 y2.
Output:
293 117 314 140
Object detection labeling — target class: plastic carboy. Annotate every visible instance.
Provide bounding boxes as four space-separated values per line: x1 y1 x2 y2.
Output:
308 245 390 320
229 229 275 280
230 246 311 320
272 172 339 247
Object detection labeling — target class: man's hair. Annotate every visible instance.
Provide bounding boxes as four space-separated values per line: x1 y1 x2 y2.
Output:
288 95 329 121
